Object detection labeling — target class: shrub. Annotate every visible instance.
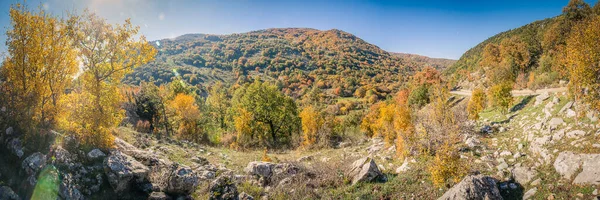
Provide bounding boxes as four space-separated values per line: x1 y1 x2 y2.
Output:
428 142 467 188
487 82 514 113
467 88 486 120
408 85 429 108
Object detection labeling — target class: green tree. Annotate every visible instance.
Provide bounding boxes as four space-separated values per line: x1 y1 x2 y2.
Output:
563 0 592 21
487 82 513 114
232 79 300 148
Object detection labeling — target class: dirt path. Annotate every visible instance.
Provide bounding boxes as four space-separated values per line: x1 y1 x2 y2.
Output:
450 87 567 97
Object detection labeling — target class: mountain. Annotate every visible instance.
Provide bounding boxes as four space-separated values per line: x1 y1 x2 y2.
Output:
392 53 456 71
125 28 441 101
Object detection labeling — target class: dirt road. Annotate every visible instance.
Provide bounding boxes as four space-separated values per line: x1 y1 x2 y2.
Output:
450 87 568 97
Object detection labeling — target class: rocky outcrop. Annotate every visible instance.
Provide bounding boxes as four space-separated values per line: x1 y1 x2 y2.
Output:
103 151 150 193
346 157 385 185
438 175 502 200
87 149 106 161
238 192 254 200
245 162 274 178
0 186 20 200
511 166 536 185
209 175 238 200
554 151 600 185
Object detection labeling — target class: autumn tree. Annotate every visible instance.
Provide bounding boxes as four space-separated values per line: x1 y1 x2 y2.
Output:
299 105 324 147
232 79 300 148
500 36 532 73
206 81 231 130
467 88 487 120
481 43 501 68
487 82 513 114
169 93 204 142
1 4 78 135
58 11 156 148
563 0 592 21
565 15 600 113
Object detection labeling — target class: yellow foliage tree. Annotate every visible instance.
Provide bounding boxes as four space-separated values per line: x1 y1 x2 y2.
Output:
467 88 486 120
487 82 514 114
1 4 78 134
300 105 324 147
169 93 202 142
565 16 600 113
58 11 156 148
428 141 467 188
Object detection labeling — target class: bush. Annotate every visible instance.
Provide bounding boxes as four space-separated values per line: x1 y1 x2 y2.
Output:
428 142 467 188
408 85 429 108
467 88 486 120
487 82 514 113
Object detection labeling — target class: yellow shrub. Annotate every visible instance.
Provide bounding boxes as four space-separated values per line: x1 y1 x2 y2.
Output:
428 142 467 188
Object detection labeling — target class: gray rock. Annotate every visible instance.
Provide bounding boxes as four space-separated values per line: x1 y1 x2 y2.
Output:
438 175 502 200
238 192 254 200
499 151 512 157
191 156 209 165
8 138 24 158
587 111 598 122
165 166 199 195
0 186 20 200
209 176 238 200
87 149 106 160
566 130 586 138
5 127 13 136
395 158 410 173
523 187 537 200
554 151 600 184
465 137 480 148
548 118 564 130
148 192 171 200
103 151 150 193
59 173 83 200
535 92 550 106
566 109 576 118
22 152 46 175
559 101 574 113
244 161 274 178
497 162 509 171
53 146 73 165
346 157 384 185
511 166 536 184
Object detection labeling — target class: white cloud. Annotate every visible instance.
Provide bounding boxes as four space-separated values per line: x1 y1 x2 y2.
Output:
159 12 165 20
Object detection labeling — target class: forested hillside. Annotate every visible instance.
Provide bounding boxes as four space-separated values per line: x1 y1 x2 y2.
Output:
125 28 443 104
446 0 600 90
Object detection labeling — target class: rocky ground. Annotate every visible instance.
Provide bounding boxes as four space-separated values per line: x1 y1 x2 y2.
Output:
1 90 600 200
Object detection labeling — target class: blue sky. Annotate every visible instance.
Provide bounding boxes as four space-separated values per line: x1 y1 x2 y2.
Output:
0 0 596 59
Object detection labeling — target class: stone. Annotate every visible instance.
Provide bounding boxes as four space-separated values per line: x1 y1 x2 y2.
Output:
244 161 275 178
438 175 502 200
497 162 509 171
191 156 209 165
530 178 541 186
587 111 598 122
148 192 171 200
559 101 573 113
5 127 13 135
481 125 494 134
209 176 238 200
566 109 576 118
512 166 536 184
22 152 47 175
465 137 480 148
535 92 550 106
103 151 150 193
238 192 254 200
566 130 586 138
0 186 20 200
346 157 384 185
395 158 410 173
593 189 598 195
59 173 83 200
297 155 314 162
53 146 73 165
554 151 600 184
552 96 560 104
548 118 564 130
8 138 24 158
499 151 512 157
87 149 106 160
166 166 200 195
523 187 537 200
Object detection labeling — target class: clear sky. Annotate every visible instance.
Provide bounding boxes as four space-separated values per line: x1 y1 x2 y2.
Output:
0 0 596 59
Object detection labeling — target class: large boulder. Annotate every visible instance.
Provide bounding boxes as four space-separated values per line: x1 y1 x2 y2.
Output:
346 157 384 185
535 92 550 106
438 175 502 200
59 173 83 200
22 152 47 175
87 149 106 161
511 166 536 185
0 186 20 200
103 151 150 193
8 138 24 158
209 176 238 200
165 166 200 195
554 151 600 185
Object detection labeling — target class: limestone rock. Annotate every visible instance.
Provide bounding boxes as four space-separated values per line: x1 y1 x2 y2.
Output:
346 157 384 185
148 192 172 200
535 92 550 106
566 130 586 138
22 152 47 175
548 118 564 130
238 192 254 200
523 187 537 200
559 101 574 113
438 175 502 200
511 166 536 185
103 151 150 193
554 151 600 184
87 149 106 160
209 176 238 200
8 138 24 158
166 166 200 195
244 161 274 178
